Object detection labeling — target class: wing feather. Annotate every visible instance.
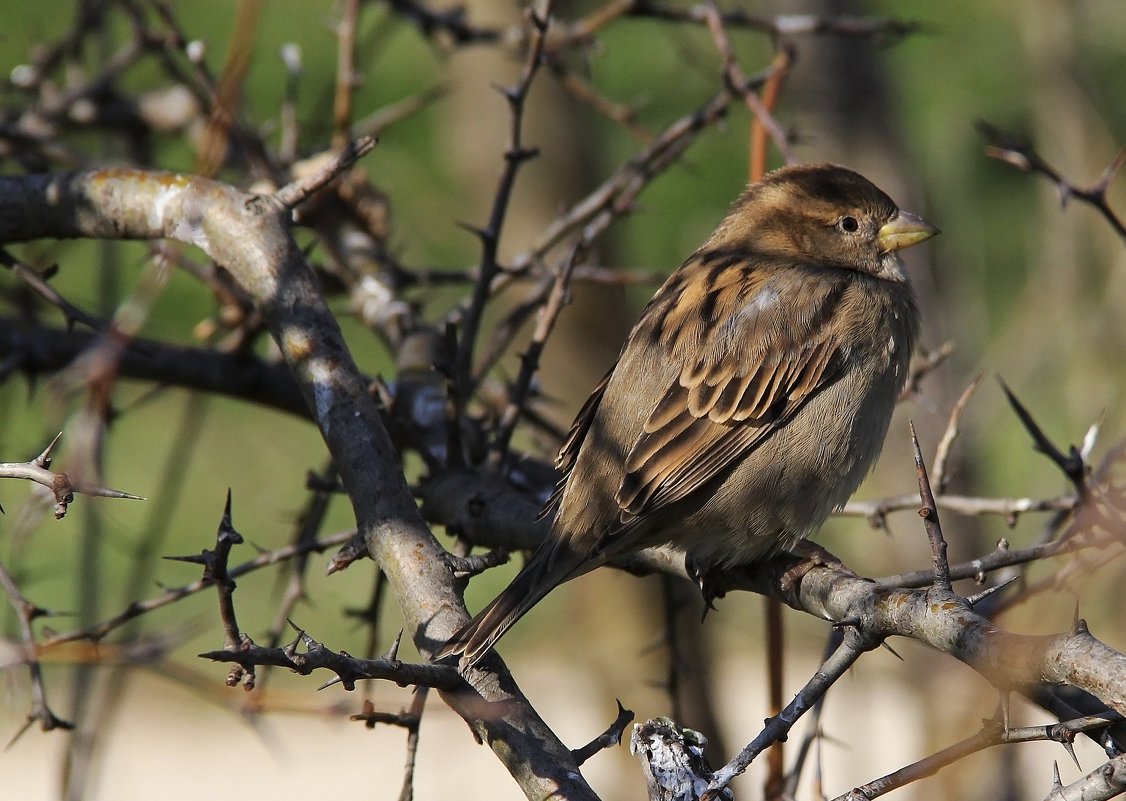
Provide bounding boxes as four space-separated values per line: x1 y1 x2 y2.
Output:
614 263 847 520
540 368 613 520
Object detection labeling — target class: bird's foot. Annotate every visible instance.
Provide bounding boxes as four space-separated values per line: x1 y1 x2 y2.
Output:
684 555 726 620
779 541 857 592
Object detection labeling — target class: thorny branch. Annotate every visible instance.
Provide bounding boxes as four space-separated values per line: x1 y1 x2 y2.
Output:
831 713 1122 801
0 154 598 798
572 700 636 767
27 528 355 654
200 624 465 693
0 433 143 519
978 120 1126 240
0 558 74 741
1045 753 1126 801
694 431 1126 799
455 1 553 401
703 628 878 795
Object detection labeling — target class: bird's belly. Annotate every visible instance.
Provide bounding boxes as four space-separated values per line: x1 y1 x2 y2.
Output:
676 361 901 568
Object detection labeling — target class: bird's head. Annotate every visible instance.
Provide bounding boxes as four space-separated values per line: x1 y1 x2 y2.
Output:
709 163 939 281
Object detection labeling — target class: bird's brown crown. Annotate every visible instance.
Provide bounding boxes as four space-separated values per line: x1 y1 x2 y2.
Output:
705 163 902 275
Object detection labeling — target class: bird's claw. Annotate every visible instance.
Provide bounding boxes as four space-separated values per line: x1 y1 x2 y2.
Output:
779 540 856 592
685 556 725 619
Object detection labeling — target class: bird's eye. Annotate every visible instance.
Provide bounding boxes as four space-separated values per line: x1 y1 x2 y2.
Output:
837 216 860 233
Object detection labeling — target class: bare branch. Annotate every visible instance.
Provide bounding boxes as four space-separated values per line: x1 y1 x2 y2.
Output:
702 2 796 166
626 5 923 41
0 433 143 518
714 558 1126 718
1044 753 1126 801
0 559 74 738
26 529 354 653
457 1 552 398
572 700 635 766
977 121 1125 240
489 245 580 466
831 713 1122 801
0 248 107 330
332 0 361 149
1000 378 1089 491
0 318 310 417
508 87 737 273
900 340 956 401
272 136 378 210
706 628 878 794
932 373 984 493
911 422 952 591
200 623 464 692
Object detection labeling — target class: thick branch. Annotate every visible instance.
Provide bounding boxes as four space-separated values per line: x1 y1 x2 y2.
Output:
717 560 1126 717
0 164 597 801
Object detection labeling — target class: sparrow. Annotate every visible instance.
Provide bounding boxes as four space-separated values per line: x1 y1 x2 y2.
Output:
438 163 938 668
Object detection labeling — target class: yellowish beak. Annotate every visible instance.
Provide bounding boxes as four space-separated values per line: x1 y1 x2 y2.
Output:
878 210 940 253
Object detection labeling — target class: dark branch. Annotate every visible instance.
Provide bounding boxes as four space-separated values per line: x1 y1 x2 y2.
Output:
977 121 1125 240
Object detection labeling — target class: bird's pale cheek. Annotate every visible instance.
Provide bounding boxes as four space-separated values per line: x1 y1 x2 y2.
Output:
876 252 909 282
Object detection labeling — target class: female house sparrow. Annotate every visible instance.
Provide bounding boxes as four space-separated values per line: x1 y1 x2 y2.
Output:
439 163 938 668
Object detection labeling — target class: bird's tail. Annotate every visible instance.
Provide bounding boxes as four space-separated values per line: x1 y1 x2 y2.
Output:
435 547 574 669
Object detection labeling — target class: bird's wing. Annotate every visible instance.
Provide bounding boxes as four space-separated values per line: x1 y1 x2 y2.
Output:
616 262 847 519
539 367 613 519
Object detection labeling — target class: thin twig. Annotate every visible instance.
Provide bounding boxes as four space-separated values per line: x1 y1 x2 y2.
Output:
0 560 74 739
900 341 956 401
702 1 796 166
278 44 302 164
0 433 144 519
749 46 793 181
30 528 354 653
571 700 635 766
704 628 879 797
398 687 429 801
628 5 923 41
999 378 1088 492
831 713 1121 801
910 422 951 591
273 135 378 210
977 121 1125 240
490 245 580 466
332 0 361 148
507 85 740 274
842 491 1076 525
932 373 984 494
250 462 336 703
0 249 108 330
457 1 552 398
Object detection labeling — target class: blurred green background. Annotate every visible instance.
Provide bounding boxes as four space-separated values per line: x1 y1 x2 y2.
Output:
0 1 1123 800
